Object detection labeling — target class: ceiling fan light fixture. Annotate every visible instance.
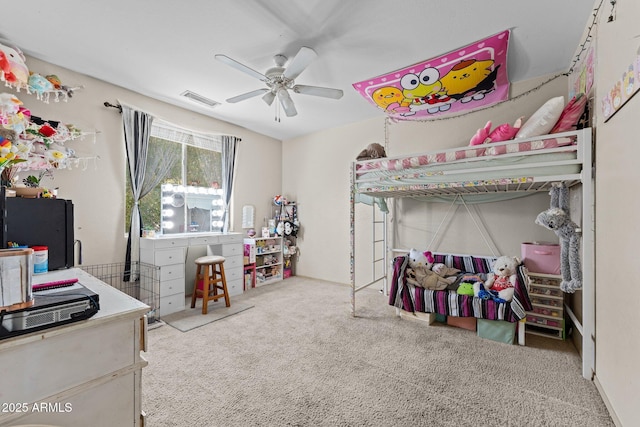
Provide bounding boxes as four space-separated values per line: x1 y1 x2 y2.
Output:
277 88 297 117
262 91 276 106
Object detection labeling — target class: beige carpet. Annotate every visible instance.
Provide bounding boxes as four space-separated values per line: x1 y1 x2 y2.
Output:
142 277 613 427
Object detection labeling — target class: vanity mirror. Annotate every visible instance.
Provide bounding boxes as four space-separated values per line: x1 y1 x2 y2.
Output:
160 184 224 234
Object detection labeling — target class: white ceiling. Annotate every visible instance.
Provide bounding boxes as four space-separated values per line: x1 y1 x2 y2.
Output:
1 0 595 141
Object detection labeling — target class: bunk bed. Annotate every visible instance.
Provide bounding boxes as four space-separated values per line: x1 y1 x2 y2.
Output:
349 128 594 376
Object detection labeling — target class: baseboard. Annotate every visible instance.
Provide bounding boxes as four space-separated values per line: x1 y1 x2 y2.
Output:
593 375 622 426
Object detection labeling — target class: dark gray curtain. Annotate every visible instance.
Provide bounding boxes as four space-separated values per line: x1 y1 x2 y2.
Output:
122 105 155 273
221 136 239 233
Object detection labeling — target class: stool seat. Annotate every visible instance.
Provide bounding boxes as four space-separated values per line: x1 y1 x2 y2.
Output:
195 255 225 265
191 255 230 314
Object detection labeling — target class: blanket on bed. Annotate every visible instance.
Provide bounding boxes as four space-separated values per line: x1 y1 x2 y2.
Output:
389 253 533 322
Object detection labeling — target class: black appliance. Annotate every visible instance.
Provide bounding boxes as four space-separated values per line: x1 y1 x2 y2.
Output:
0 187 75 270
0 282 99 340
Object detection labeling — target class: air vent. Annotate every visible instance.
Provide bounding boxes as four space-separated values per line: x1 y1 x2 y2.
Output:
180 90 220 108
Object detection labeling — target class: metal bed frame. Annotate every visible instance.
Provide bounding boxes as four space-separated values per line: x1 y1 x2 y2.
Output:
350 128 594 380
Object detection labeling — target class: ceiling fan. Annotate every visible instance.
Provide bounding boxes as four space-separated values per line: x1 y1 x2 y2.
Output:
215 46 343 118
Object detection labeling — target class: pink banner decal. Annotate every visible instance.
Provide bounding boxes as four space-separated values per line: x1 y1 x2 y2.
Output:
352 30 510 120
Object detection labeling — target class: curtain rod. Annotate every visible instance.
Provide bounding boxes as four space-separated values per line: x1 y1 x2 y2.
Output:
103 101 122 113
102 101 241 141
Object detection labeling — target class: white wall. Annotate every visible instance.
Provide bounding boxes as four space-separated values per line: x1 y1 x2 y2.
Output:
283 75 568 286
592 1 640 425
19 56 282 268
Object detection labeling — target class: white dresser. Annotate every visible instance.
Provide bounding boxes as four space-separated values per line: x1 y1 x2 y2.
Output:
140 232 244 317
0 268 149 427
140 236 188 316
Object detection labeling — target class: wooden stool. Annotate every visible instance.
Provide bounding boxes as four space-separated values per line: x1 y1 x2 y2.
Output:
190 255 230 314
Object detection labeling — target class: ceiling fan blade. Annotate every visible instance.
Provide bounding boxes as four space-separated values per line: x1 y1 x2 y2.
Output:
278 88 297 117
226 88 269 103
262 91 276 106
292 84 344 99
215 54 267 82
283 46 317 80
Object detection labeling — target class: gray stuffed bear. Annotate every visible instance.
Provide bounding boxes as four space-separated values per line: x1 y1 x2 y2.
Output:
535 182 582 293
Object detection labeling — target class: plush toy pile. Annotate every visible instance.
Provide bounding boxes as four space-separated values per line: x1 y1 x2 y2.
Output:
1 42 77 102
535 182 582 292
0 42 83 180
405 249 460 290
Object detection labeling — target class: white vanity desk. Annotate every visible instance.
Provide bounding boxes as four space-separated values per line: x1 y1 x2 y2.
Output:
0 268 150 427
140 232 244 317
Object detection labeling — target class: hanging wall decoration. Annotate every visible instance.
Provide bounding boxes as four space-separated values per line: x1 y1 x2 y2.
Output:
352 30 510 120
601 43 640 122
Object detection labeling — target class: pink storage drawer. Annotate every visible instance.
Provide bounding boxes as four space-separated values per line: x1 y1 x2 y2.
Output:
521 242 560 274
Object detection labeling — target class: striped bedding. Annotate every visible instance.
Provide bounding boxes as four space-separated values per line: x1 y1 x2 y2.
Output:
356 136 575 173
389 253 533 322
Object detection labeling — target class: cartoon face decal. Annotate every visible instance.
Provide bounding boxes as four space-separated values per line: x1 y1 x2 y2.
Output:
400 67 442 102
371 86 405 110
440 59 494 96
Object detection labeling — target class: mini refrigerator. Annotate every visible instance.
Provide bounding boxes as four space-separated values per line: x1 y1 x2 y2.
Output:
0 187 75 270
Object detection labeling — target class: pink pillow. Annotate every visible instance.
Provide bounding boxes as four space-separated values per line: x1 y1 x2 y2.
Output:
550 94 587 133
487 117 523 142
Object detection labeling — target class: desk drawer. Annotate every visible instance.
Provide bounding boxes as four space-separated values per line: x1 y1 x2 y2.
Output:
189 235 220 246
220 234 242 244
0 318 136 404
160 263 184 282
225 266 243 281
160 277 185 296
224 254 243 270
160 293 186 316
222 243 242 257
227 278 243 296
155 247 184 266
151 238 188 249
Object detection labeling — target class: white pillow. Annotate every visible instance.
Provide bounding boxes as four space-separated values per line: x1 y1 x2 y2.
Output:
515 96 565 139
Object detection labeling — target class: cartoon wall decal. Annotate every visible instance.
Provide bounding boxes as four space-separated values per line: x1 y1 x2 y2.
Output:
602 43 640 122
353 30 510 120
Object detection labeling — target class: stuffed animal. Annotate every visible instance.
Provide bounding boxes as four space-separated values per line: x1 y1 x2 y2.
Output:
535 182 582 292
28 72 54 101
432 263 460 278
457 274 483 296
456 282 475 296
487 117 523 142
474 255 518 302
0 92 22 117
469 121 492 145
356 143 386 160
405 265 453 290
469 117 523 146
408 248 434 269
0 43 29 90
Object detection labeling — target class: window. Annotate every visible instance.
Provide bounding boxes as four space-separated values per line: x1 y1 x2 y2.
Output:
125 121 223 235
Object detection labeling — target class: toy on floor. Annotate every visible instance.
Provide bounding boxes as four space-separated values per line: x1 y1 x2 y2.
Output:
535 182 582 292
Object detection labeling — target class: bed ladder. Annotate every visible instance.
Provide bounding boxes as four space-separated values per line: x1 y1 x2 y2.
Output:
350 200 388 316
